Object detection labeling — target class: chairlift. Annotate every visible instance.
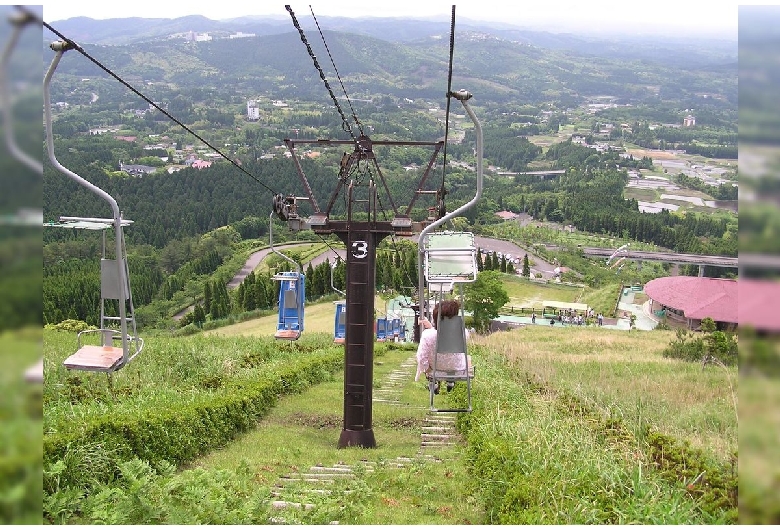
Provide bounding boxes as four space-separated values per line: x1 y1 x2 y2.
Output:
391 317 401 339
44 41 143 373
330 257 346 344
269 213 305 340
421 232 478 412
416 90 483 413
376 317 388 342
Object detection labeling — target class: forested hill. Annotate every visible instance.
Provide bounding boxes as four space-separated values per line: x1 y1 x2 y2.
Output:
44 22 737 108
48 13 736 69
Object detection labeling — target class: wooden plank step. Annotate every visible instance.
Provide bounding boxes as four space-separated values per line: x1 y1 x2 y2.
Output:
310 466 359 473
280 477 334 483
271 500 315 510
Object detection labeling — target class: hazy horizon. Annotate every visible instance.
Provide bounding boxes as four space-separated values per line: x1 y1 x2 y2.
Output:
38 1 740 40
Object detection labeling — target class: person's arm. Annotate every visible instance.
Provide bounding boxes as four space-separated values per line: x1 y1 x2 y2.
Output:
415 329 435 381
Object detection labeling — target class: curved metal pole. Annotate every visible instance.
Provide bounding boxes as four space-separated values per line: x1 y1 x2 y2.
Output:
417 89 483 320
44 41 130 366
0 9 43 174
269 212 301 274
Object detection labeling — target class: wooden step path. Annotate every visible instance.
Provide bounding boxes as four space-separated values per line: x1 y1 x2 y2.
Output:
268 355 466 523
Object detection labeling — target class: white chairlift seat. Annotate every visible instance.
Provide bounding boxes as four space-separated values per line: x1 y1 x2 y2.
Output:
51 217 144 373
431 315 474 380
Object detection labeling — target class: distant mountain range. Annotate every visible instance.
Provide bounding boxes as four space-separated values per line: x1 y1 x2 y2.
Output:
44 14 736 69
38 13 738 113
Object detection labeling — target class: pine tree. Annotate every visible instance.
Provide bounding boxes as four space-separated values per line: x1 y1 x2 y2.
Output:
203 281 212 315
305 262 315 301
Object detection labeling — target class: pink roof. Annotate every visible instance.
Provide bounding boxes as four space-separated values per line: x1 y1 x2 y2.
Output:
644 276 737 324
739 279 780 332
495 210 519 220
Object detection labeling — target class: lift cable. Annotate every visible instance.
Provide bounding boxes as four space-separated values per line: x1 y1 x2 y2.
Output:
437 6 457 218
37 8 351 277
286 5 360 144
309 6 365 138
39 16 278 196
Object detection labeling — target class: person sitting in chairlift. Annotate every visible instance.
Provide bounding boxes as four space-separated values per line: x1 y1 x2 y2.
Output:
415 299 470 394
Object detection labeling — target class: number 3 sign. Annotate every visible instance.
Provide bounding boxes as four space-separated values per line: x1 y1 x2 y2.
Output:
351 241 368 259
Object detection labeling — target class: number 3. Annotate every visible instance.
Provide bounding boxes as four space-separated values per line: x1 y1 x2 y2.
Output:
351 241 368 259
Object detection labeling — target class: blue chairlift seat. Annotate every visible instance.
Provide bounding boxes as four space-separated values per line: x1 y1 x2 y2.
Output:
376 317 388 342
273 271 305 340
334 301 346 344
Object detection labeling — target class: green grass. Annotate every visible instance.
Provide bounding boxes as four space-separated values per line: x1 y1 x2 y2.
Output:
0 328 43 525
42 318 737 524
188 343 485 524
501 274 584 309
477 326 737 463
579 282 624 316
203 296 385 337
739 358 780 524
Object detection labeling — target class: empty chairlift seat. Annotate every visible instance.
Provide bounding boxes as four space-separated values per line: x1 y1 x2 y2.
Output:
274 272 305 340
333 301 346 344
376 318 388 342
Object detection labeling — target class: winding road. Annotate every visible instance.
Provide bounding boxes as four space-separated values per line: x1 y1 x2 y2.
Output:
174 236 556 321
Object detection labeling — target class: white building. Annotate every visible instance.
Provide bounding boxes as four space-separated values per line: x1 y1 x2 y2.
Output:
247 100 260 121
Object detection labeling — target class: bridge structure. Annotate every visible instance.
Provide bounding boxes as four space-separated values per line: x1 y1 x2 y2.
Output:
581 247 738 277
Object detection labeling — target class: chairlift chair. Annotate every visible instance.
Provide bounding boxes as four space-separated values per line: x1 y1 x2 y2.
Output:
273 272 305 340
44 42 143 373
376 317 388 342
391 317 401 339
269 213 305 340
51 217 145 372
330 257 346 344
422 231 479 412
333 301 347 344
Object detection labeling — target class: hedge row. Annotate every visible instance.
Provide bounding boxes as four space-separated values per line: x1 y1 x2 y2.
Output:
43 349 342 493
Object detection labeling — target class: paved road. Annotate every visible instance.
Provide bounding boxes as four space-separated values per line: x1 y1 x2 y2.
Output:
175 236 557 321
404 234 557 279
472 236 557 278
174 242 313 321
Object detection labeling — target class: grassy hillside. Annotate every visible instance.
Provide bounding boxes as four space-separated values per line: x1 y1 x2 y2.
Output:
41 316 737 523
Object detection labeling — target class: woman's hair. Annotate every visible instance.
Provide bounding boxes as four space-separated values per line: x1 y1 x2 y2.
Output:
432 299 460 328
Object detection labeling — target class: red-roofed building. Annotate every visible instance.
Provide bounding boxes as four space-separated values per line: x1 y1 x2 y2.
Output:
739 279 780 334
191 160 212 170
495 210 519 221
644 276 737 331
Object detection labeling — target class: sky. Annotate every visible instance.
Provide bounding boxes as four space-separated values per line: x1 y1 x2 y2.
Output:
36 1 743 39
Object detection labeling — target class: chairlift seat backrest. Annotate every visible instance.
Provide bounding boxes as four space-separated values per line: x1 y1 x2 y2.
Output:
425 231 477 284
436 315 467 354
283 288 298 309
100 258 130 300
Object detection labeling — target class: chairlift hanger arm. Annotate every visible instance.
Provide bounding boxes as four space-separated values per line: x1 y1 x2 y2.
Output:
284 136 444 222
